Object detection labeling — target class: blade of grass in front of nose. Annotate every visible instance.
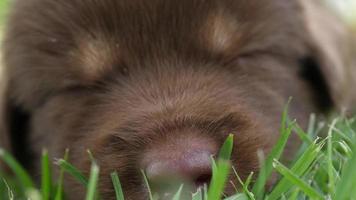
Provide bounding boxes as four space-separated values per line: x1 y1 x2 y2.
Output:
251 100 294 199
41 149 52 200
218 134 234 161
223 193 249 200
54 149 69 200
85 162 100 200
192 187 203 200
233 167 254 200
327 119 338 194
111 172 125 200
208 159 231 200
172 184 184 200
2 179 14 200
57 159 88 187
141 170 156 200
207 134 234 200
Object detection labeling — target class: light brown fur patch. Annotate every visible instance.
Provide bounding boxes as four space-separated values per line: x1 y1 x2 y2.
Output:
71 35 118 82
202 10 241 54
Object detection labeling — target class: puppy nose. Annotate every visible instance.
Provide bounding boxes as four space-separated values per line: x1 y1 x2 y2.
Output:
145 150 213 188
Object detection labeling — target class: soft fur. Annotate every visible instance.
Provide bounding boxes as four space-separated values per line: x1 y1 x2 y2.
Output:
1 0 355 199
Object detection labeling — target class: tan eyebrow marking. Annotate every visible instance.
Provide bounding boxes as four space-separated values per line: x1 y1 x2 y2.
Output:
202 11 241 54
71 34 118 82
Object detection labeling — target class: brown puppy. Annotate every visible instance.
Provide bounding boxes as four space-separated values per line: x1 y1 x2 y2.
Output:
1 0 355 199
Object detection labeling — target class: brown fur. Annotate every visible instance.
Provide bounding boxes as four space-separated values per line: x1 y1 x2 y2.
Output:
0 0 355 199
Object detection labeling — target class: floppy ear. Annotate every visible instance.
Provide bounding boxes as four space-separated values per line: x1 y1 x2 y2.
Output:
300 0 356 114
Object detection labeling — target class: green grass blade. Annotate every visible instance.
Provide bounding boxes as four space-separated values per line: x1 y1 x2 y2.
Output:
204 184 208 200
244 173 255 200
25 188 42 200
172 184 184 200
268 140 323 200
205 134 234 200
210 157 218 185
232 167 254 200
208 159 231 200
273 159 323 200
252 101 292 198
56 159 88 187
345 118 356 138
111 172 125 200
218 134 234 161
251 114 294 199
337 141 353 158
289 189 300 200
334 141 356 200
327 119 338 194
192 188 203 200
293 123 315 159
41 149 52 200
141 170 154 200
224 193 249 200
2 179 14 200
54 149 69 200
85 162 100 200
328 126 353 145
0 148 35 189
87 150 96 163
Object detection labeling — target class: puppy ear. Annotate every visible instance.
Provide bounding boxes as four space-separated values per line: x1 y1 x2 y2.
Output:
0 68 32 170
300 0 356 113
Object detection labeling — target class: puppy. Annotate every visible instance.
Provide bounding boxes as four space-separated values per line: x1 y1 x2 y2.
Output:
1 0 355 199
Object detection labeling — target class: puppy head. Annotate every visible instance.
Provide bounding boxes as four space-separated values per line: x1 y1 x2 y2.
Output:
1 0 355 198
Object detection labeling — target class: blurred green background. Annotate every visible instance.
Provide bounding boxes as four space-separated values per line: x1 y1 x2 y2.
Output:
0 0 9 32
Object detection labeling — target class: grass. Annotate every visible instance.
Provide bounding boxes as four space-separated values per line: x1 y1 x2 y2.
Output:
1 105 356 199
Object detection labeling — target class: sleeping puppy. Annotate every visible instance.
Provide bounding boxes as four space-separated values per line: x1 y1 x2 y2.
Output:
1 0 355 199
